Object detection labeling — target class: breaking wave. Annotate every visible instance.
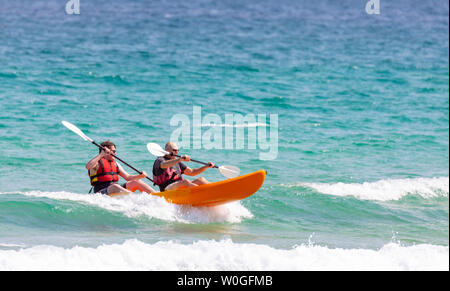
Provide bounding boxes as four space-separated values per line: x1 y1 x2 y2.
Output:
299 177 449 201
0 191 253 224
0 239 447 271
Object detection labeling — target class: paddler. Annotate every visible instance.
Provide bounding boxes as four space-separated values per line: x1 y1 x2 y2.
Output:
152 142 214 191
86 140 156 195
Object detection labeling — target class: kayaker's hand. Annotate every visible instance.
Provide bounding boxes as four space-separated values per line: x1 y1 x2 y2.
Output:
101 147 111 156
139 171 147 179
181 155 190 162
207 162 214 168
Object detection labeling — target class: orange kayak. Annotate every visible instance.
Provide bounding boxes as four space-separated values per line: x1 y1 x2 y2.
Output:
109 170 266 206
152 169 266 207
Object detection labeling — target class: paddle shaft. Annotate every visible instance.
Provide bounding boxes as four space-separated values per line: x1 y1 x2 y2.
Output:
92 141 154 182
171 153 219 169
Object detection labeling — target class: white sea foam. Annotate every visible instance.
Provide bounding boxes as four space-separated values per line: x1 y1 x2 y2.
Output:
0 239 447 271
300 177 449 201
0 191 252 224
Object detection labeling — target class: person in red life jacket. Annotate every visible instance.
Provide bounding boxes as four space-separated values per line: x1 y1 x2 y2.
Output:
86 140 156 195
152 142 214 191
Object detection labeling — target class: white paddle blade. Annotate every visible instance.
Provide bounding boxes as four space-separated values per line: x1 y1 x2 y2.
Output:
61 121 93 142
218 165 241 179
147 142 169 157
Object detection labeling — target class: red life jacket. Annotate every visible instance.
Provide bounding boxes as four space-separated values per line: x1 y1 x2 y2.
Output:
153 166 183 191
89 158 120 186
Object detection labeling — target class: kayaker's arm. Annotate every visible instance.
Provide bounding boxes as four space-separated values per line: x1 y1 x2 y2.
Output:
160 156 187 169
118 164 147 181
183 162 214 177
86 146 116 170
85 150 108 170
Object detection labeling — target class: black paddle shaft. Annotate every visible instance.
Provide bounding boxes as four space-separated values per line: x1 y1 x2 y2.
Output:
93 141 154 182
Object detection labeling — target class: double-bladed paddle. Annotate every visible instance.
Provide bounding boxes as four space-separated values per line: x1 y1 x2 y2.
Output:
146 142 241 179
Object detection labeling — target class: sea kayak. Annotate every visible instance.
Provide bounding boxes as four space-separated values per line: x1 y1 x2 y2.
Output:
110 170 266 207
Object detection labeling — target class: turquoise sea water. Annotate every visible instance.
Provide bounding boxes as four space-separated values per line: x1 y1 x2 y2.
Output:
0 0 448 270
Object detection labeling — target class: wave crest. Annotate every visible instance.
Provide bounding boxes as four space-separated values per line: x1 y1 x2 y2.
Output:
299 177 449 201
0 191 252 224
0 239 447 271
